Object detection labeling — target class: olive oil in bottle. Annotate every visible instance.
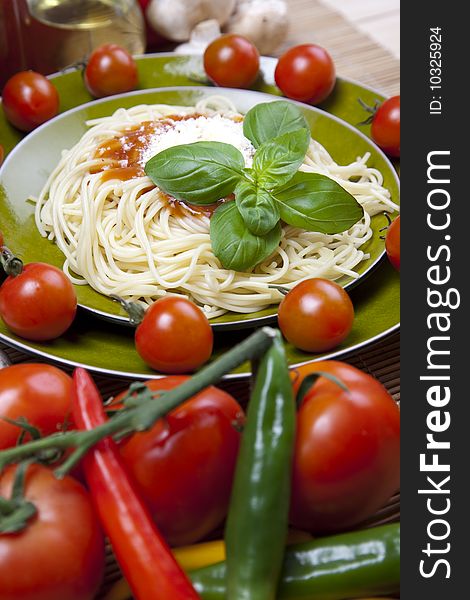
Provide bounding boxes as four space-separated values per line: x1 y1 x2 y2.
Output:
23 0 145 73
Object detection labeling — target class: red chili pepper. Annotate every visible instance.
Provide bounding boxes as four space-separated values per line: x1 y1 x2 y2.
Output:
72 367 200 600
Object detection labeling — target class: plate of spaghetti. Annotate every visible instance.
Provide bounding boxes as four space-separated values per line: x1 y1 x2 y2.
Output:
1 84 399 329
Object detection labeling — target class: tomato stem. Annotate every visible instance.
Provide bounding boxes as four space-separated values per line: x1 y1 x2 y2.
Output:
295 371 350 408
356 97 382 126
1 416 42 444
0 247 23 277
110 294 146 326
0 460 37 533
0 327 278 474
379 211 393 232
268 284 290 296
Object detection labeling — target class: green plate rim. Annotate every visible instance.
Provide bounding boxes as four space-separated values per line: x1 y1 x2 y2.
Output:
0 319 399 381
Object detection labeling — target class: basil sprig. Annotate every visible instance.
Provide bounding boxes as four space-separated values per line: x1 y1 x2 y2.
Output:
243 100 310 148
272 172 364 234
252 129 310 189
145 101 364 271
145 141 244 204
235 180 280 236
210 202 282 271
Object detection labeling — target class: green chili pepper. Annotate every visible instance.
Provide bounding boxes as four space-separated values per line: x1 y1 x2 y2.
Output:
190 523 400 600
224 331 296 600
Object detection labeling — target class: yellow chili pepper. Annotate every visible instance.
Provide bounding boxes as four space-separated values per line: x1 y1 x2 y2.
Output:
104 540 225 600
104 531 312 600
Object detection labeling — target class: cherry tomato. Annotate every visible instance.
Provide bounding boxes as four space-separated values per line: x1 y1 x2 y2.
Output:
0 464 104 600
84 44 138 98
275 44 336 104
385 215 400 270
371 96 400 157
289 361 400 533
2 71 59 132
204 34 260 89
114 376 244 546
0 364 73 450
0 263 77 341
278 278 354 352
135 296 213 373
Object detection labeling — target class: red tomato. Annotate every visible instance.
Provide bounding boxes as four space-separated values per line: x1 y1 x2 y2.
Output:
0 263 77 341
275 44 336 104
84 44 138 98
0 364 73 450
0 464 104 600
2 71 59 132
385 215 400 270
114 376 244 546
135 296 213 373
204 34 260 89
289 361 400 533
278 279 354 352
371 96 400 157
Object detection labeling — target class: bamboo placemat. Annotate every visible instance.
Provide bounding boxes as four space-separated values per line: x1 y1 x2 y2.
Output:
282 0 400 97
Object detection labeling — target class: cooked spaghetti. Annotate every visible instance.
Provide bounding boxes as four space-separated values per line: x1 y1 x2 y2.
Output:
34 96 399 318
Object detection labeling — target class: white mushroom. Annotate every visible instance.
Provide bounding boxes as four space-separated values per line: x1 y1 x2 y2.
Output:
225 0 289 55
146 0 237 42
175 19 222 54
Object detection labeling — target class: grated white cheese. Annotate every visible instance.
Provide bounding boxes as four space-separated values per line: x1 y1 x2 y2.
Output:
140 114 255 167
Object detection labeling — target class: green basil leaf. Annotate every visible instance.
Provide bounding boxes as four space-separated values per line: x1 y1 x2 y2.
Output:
252 128 310 189
272 172 364 234
210 202 282 271
243 101 310 148
235 180 280 236
145 141 244 205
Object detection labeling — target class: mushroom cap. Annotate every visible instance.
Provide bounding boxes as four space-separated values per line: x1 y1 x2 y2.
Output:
147 0 237 41
226 0 289 55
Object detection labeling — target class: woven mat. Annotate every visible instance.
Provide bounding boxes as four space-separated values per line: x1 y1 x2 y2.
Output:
1 3 399 597
282 0 400 97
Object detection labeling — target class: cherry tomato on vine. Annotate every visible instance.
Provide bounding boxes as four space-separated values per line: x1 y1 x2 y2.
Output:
289 360 400 533
385 215 400 270
113 376 244 546
0 263 77 341
275 44 336 104
2 71 60 132
204 34 260 89
0 364 73 450
84 44 138 98
371 96 400 157
278 278 354 352
0 464 104 600
135 296 213 373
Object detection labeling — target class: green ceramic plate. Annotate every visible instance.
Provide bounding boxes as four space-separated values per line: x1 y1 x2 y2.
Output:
0 54 400 379
0 56 399 330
